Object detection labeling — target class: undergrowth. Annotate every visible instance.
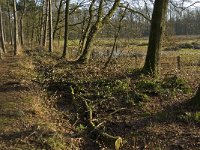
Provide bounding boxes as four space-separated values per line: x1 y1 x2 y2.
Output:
17 46 200 150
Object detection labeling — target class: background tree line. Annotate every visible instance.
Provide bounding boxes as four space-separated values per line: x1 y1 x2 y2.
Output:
1 0 200 46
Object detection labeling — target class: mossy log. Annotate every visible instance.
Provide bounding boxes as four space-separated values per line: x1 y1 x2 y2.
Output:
82 99 123 150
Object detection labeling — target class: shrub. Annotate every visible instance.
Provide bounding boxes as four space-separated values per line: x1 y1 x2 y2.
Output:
136 79 161 95
162 75 191 94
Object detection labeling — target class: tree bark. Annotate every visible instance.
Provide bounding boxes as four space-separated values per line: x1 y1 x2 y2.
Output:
19 19 24 45
53 0 64 40
7 1 13 45
78 0 96 54
19 0 26 46
0 6 6 53
48 0 53 52
39 0 45 45
62 0 70 58
13 0 20 55
43 0 48 47
142 0 169 77
77 0 121 64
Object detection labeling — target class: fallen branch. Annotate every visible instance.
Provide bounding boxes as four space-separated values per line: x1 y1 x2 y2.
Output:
82 98 123 150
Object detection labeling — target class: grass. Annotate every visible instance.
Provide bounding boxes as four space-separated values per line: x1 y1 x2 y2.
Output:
0 51 76 150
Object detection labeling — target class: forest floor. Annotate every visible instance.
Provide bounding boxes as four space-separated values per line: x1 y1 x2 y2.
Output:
0 50 81 149
0 36 200 150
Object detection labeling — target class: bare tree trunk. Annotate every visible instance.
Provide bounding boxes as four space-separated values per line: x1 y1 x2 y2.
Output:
19 18 24 46
19 0 26 46
104 8 127 69
78 0 96 54
0 6 6 53
13 0 20 55
53 0 64 40
48 0 53 52
31 21 35 45
62 0 70 58
77 0 121 64
43 0 48 47
142 0 169 77
39 0 45 45
7 1 13 45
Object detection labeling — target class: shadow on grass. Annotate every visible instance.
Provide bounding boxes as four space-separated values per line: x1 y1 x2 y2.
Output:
0 129 34 141
108 100 200 132
0 81 30 92
0 126 53 149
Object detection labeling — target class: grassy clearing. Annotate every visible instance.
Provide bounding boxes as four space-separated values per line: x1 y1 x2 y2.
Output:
0 51 77 150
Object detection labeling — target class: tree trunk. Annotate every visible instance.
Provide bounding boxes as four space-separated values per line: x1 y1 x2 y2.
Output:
77 0 120 64
43 0 48 47
78 0 96 54
48 0 53 52
39 0 45 45
77 25 100 63
13 0 20 55
0 6 6 53
31 21 35 45
142 0 169 77
53 0 64 40
7 1 13 45
62 0 70 58
19 18 24 46
19 0 26 46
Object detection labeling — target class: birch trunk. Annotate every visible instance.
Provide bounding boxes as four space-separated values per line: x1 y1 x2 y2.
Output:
0 6 6 53
62 0 70 58
48 0 53 52
13 0 20 55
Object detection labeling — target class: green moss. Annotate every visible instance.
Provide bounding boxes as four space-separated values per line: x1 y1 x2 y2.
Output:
136 79 161 95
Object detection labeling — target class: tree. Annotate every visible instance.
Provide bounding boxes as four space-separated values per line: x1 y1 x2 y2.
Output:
39 0 45 45
48 0 53 52
77 0 121 64
7 1 13 45
62 0 70 58
142 0 169 77
53 0 64 40
0 6 6 53
78 0 96 54
18 0 26 46
13 0 20 55
43 0 48 47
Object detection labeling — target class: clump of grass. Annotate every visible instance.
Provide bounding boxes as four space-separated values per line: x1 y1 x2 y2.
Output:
179 112 200 124
135 79 161 95
162 75 191 94
128 91 149 105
